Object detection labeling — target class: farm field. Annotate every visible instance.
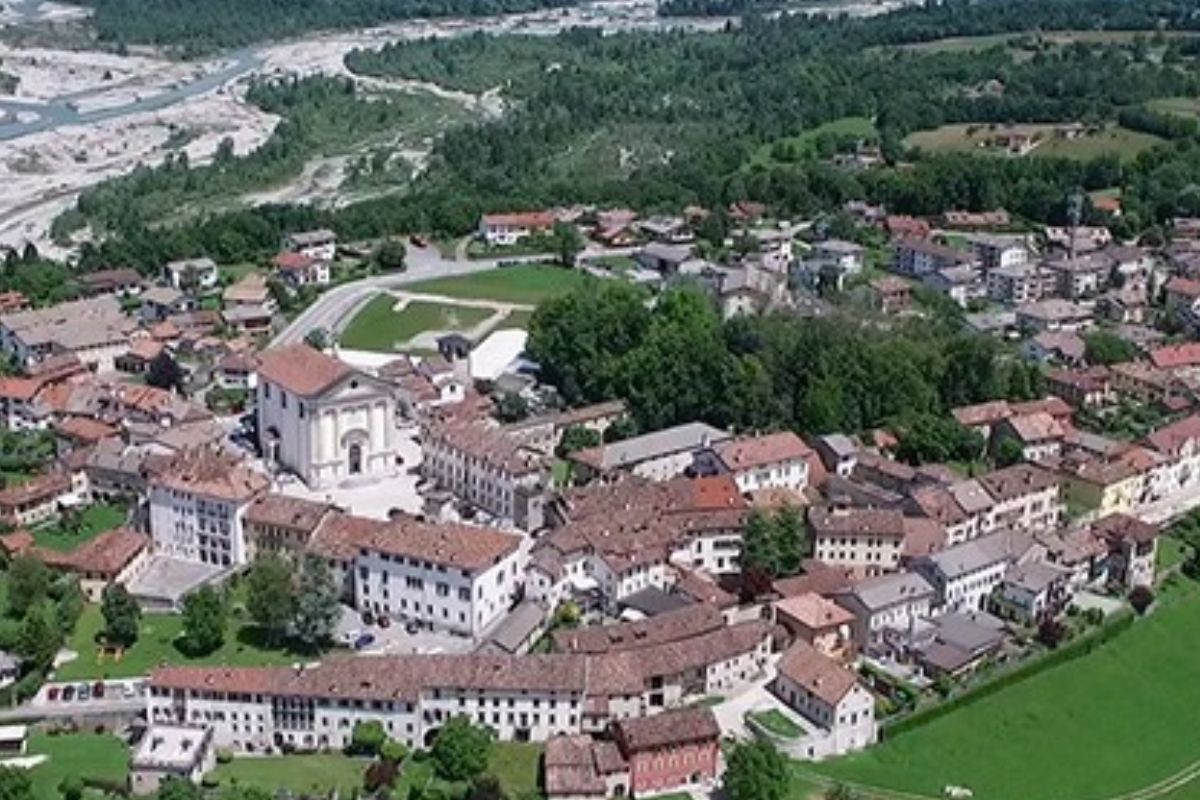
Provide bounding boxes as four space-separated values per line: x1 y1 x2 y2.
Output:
811 584 1200 800
339 294 493 352
403 265 591 305
1148 96 1200 120
749 116 877 166
903 123 1163 162
895 29 1200 54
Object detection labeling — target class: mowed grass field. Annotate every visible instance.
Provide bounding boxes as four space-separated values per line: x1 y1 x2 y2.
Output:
811 585 1200 800
894 29 1200 54
903 123 1163 162
404 265 591 305
339 294 494 351
1149 96 1200 120
748 116 878 167
27 732 128 800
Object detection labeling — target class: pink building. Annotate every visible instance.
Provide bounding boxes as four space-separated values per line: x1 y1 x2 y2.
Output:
613 708 721 796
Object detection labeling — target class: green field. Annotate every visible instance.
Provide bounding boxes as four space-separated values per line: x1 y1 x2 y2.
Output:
812 585 1200 800
404 265 590 305
32 503 127 552
213 743 539 798
1148 96 1200 120
750 116 878 166
895 29 1199 54
55 604 304 681
904 123 1163 162
1159 536 1190 573
339 294 494 351
27 732 128 800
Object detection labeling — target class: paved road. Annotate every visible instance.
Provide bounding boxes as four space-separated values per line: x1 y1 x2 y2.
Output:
273 242 637 346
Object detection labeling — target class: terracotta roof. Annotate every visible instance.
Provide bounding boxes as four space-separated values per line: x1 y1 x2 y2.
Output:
307 512 388 561
482 211 555 228
902 517 947 557
0 530 33 556
245 494 336 533
0 377 39 401
978 463 1060 501
126 339 164 362
772 559 853 598
0 472 71 511
544 736 607 797
56 527 147 577
1145 414 1200 457
952 400 1012 428
614 707 720 753
715 431 812 471
552 603 724 655
361 515 521 573
1092 513 1159 545
808 506 906 538
775 640 862 706
1165 275 1200 298
274 252 316 271
256 344 355 397
1150 343 1200 370
53 416 119 444
775 592 854 630
151 449 268 502
1001 411 1065 443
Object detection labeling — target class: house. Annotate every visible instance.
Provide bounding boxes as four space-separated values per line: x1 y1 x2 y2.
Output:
148 449 269 568
967 234 1030 272
1044 367 1113 409
273 252 331 286
774 592 855 660
479 211 556 246
1145 414 1200 494
1096 288 1149 325
281 229 337 262
770 641 877 759
885 216 930 239
213 352 258 391
1026 331 1085 366
569 422 732 484
78 268 144 297
221 304 273 335
1092 513 1159 589
0 296 136 373
986 262 1049 306
544 735 628 800
867 276 912 314
140 287 192 323
797 240 865 290
893 238 977 278
809 434 858 479
611 708 721 796
354 514 523 637
990 412 1066 463
994 561 1071 622
222 273 277 312
0 471 74 527
635 242 694 273
130 725 216 795
51 527 150 602
913 530 1033 614
834 571 935 648
242 493 337 562
808 506 908 577
942 210 1010 229
1015 299 1093 334
256 344 397 489
163 258 219 292
1044 225 1111 254
977 463 1063 532
699 431 813 494
951 400 1012 440
719 266 783 318
912 611 1006 679
1043 255 1108 300
422 419 548 528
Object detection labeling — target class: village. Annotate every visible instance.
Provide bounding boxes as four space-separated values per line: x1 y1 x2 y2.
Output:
0 195 1196 800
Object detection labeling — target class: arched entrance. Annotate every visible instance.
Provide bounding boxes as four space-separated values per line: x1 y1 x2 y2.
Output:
348 442 363 475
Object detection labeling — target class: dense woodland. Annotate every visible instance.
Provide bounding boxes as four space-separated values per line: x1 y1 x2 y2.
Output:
61 0 1200 273
527 282 1043 435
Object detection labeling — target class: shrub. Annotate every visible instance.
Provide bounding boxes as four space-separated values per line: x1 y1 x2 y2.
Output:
1129 585 1155 615
364 760 399 792
380 739 408 764
216 748 234 764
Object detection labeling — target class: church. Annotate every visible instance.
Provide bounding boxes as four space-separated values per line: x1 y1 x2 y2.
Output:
256 344 397 489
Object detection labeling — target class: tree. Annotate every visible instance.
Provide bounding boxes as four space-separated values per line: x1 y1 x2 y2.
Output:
1036 618 1067 649
895 415 984 466
466 776 506 800
431 717 493 782
380 739 408 764
53 579 84 637
100 584 141 648
156 777 203 800
304 327 332 350
57 775 83 800
1129 585 1155 615
293 554 340 650
0 766 33 800
739 510 778 576
16 601 57 671
180 586 227 656
146 351 184 392
347 720 388 756
548 222 583 267
1083 330 1137 366
246 555 296 646
495 392 529 423
7 556 49 618
725 740 788 800
993 437 1025 468
773 503 807 576
374 239 407 272
556 425 600 458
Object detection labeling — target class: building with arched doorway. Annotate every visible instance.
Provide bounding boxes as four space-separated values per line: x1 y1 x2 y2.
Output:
256 344 397 489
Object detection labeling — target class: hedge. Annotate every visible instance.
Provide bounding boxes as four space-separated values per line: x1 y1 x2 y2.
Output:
884 610 1135 738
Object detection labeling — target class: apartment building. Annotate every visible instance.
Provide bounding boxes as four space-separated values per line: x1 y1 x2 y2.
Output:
771 641 877 760
834 571 935 648
422 419 548 528
809 506 907 577
569 423 732 484
698 431 812 493
912 530 1034 614
147 449 269 568
977 463 1063 533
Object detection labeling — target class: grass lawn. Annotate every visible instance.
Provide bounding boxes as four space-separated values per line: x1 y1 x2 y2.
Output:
904 123 1163 162
405 266 590 305
812 583 1200 800
749 116 877 166
31 503 127 552
1149 96 1200 120
28 732 128 800
55 605 305 681
214 753 385 796
489 742 541 797
498 308 535 330
1159 536 1190 574
339 294 494 351
749 710 804 739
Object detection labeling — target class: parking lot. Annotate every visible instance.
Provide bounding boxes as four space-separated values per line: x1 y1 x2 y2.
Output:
334 605 474 656
31 678 145 709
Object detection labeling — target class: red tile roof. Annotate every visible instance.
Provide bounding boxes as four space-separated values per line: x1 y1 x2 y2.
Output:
1145 414 1200 457
775 639 862 706
274 251 316 271
482 211 555 229
256 344 354 397
1149 343 1200 370
715 432 812 471
614 707 720 753
1166 275 1200 299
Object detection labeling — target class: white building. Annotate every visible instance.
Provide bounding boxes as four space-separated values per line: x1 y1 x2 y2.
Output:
913 530 1034 613
809 506 906 577
977 463 1063 532
771 640 877 760
148 449 268 568
835 572 935 648
163 258 219 292
130 725 216 795
699 431 812 493
569 422 731 484
479 212 556 246
256 344 397 490
283 229 338 262
354 516 523 638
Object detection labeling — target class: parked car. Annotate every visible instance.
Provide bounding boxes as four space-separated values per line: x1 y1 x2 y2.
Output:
78 684 91 701
92 682 105 699
353 633 376 651
62 685 75 701
47 687 59 702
